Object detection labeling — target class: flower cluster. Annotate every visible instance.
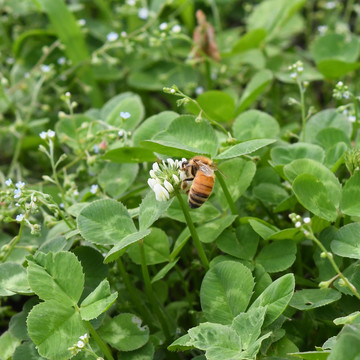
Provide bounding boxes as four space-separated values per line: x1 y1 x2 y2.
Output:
289 213 311 237
68 333 89 356
333 81 351 100
39 129 56 140
344 148 360 175
288 61 304 80
147 158 185 201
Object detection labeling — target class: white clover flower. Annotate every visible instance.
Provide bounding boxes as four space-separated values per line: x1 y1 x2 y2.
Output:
295 221 301 228
159 22 168 31
107 32 119 42
303 217 311 224
172 174 180 184
16 181 25 189
14 188 21 199
163 180 174 193
147 178 159 190
153 183 169 201
57 57 66 65
78 19 86 26
138 7 149 20
16 214 24 222
41 65 51 73
152 162 160 172
5 178 12 186
120 111 131 119
76 340 85 349
167 158 175 167
149 169 156 178
172 25 181 33
90 184 98 194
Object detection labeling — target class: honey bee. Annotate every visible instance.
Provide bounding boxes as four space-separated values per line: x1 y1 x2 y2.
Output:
181 156 215 208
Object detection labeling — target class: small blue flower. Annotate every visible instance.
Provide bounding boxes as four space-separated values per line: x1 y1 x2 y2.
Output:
41 64 51 73
47 129 56 138
14 188 21 199
57 57 66 65
107 32 119 42
16 214 24 222
5 178 12 186
15 181 25 189
40 131 47 139
93 144 99 154
120 111 131 119
90 184 98 194
138 7 149 20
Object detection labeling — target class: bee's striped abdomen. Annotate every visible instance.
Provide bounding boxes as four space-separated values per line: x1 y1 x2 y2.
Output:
188 172 214 208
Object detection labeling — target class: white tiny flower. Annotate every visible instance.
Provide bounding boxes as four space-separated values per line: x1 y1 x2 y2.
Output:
40 131 47 139
304 230 310 237
60 203 64 209
121 31 127 37
172 174 180 184
343 91 350 99
172 25 181 33
90 184 98 194
164 180 174 193
107 32 119 42
16 214 24 222
6 57 14 65
159 22 168 31
93 144 99 153
16 181 25 189
5 178 12 186
295 221 301 228
47 129 55 138
78 19 86 26
65 91 71 98
138 7 149 20
324 1 336 9
118 130 125 137
290 72 297 79
79 334 88 341
195 86 204 95
337 81 343 87
120 111 131 119
318 25 328 35
303 217 311 224
154 183 169 201
297 66 304 73
170 88 175 94
15 203 20 207
126 0 136 5
41 64 51 73
77 340 85 349
73 190 79 196
14 188 21 199
348 115 356 123
57 57 66 65
152 162 160 172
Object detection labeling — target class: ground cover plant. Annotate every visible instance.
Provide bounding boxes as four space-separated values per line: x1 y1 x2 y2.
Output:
1 0 360 359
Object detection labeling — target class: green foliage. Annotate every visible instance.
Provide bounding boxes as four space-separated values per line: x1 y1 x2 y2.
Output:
2 1 360 359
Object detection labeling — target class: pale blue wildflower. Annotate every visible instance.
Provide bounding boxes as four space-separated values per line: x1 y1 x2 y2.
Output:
5 179 12 186
16 214 24 222
107 32 119 42
90 184 98 194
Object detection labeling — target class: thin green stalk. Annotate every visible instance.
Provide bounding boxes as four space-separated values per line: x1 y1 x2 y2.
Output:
344 0 355 24
298 80 306 142
308 231 360 300
351 94 359 143
85 321 114 360
1 221 25 263
205 60 213 90
116 258 154 327
175 192 209 270
138 240 171 340
216 172 237 215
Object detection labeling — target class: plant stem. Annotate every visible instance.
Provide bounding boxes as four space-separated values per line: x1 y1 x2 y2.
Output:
85 321 114 360
351 94 359 143
116 258 154 327
344 0 355 24
138 240 171 340
216 172 237 215
175 192 209 270
297 79 306 142
1 221 25 262
309 231 360 300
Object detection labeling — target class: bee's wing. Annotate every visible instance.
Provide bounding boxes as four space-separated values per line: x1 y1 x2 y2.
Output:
199 163 214 177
